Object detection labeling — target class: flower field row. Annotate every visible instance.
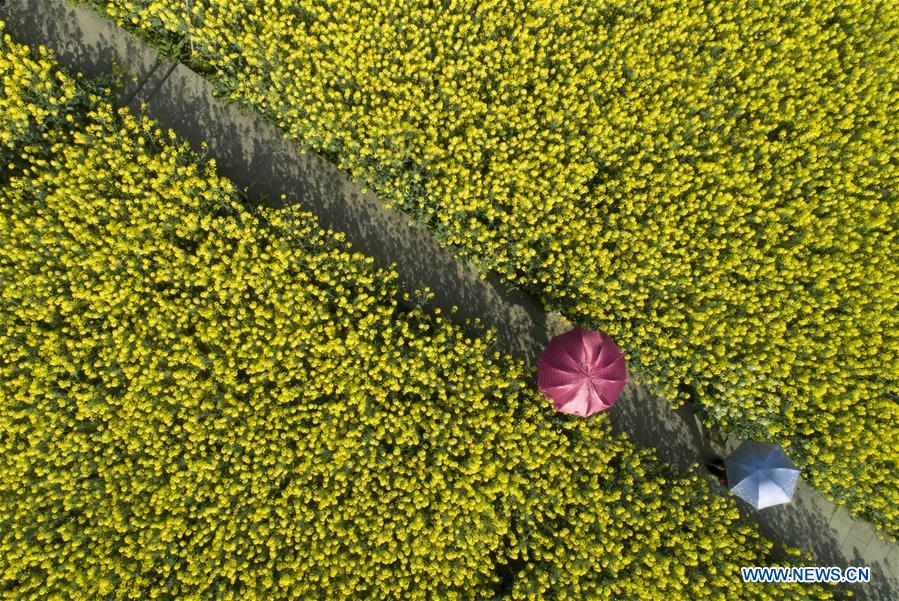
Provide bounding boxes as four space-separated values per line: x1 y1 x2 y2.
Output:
89 0 899 533
0 30 828 599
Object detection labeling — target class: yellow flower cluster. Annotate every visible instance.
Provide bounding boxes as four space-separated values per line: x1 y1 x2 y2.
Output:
0 32 829 599
92 0 899 533
0 32 81 167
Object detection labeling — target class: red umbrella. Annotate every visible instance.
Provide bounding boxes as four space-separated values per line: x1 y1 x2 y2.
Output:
537 328 627 417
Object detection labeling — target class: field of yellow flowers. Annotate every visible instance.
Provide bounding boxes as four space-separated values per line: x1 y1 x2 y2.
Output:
87 0 899 534
0 30 832 599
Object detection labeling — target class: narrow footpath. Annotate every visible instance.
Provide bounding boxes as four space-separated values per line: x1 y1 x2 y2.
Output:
2 1 896 598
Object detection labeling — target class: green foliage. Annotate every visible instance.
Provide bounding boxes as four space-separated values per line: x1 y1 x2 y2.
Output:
0 33 86 174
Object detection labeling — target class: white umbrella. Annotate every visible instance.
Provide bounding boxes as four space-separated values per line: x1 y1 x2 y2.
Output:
725 441 800 509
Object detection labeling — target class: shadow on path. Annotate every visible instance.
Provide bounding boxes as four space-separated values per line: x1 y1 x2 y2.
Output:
607 381 708 473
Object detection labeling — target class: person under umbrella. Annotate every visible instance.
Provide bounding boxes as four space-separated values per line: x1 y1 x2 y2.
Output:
725 441 800 509
537 327 627 417
705 457 729 487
